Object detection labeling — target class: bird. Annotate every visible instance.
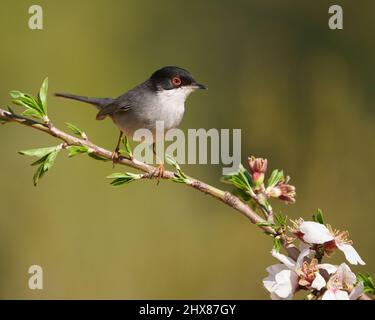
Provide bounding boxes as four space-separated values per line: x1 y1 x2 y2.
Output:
55 66 206 178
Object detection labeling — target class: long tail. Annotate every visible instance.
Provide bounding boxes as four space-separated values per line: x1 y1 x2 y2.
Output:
55 93 114 110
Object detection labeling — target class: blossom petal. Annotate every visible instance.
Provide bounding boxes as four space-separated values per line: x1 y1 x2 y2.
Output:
266 264 288 276
270 291 293 300
311 272 326 291
271 250 296 269
263 264 289 292
335 263 357 287
336 243 365 265
318 263 337 274
322 289 349 300
296 247 313 268
349 282 364 300
263 274 276 293
273 269 298 299
270 292 283 300
299 221 334 244
334 290 350 300
322 290 336 300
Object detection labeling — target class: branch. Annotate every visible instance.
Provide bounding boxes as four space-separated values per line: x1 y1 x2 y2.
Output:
0 107 275 234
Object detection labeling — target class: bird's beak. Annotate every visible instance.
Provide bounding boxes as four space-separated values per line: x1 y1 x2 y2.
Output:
192 83 207 90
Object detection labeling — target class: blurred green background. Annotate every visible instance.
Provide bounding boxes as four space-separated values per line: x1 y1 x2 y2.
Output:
0 0 374 299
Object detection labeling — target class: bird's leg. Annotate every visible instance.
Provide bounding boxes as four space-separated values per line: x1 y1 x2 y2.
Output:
152 142 164 185
111 131 124 166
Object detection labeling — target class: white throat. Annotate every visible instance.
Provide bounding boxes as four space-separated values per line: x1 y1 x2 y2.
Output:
156 86 195 106
155 86 195 130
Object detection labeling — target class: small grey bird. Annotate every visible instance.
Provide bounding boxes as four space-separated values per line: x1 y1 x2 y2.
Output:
56 66 206 173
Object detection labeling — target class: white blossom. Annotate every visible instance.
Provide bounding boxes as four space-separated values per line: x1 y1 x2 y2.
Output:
296 221 365 265
263 248 333 300
322 263 364 300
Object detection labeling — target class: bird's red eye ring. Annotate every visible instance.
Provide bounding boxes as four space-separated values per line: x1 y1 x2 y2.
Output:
172 76 182 86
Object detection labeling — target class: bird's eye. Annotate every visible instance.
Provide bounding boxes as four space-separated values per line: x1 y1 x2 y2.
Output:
171 76 182 87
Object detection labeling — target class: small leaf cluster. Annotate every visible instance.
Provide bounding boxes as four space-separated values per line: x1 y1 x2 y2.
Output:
257 213 288 252
10 78 49 121
357 273 375 295
66 145 107 161
312 208 324 224
267 169 285 189
107 172 142 186
222 164 252 193
19 146 61 186
65 122 87 140
20 143 114 185
165 154 188 183
223 164 286 197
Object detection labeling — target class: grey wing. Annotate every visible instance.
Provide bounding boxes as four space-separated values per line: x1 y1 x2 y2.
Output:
95 96 132 120
95 81 150 120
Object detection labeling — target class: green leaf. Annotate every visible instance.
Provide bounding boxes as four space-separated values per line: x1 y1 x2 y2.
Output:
33 163 45 186
275 214 288 227
267 169 284 188
107 172 141 186
65 122 86 138
67 146 89 157
88 153 108 161
19 145 61 185
357 273 375 294
165 154 180 170
273 237 282 253
221 164 253 194
122 135 133 157
313 208 324 224
10 79 49 120
31 153 50 166
12 94 44 119
38 77 48 114
9 90 23 99
106 173 128 179
171 176 188 183
19 146 58 158
257 221 275 227
43 150 58 171
12 97 35 109
232 188 251 201
166 154 187 181
30 149 60 186
22 108 42 119
238 164 252 189
19 94 42 111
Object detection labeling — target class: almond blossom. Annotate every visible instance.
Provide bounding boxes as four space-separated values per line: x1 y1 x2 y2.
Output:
263 248 333 300
291 220 365 265
322 263 364 300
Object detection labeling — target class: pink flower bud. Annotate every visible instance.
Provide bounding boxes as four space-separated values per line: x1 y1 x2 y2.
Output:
248 156 268 186
268 183 296 204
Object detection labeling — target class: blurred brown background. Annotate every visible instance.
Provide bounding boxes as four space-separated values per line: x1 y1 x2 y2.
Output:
0 0 374 299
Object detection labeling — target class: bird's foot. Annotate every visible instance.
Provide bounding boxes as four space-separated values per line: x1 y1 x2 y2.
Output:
152 163 164 186
111 149 121 167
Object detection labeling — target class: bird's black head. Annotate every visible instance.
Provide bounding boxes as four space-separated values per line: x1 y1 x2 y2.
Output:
149 66 206 91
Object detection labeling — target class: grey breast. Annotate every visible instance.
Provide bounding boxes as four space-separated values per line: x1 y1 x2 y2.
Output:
111 81 157 136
